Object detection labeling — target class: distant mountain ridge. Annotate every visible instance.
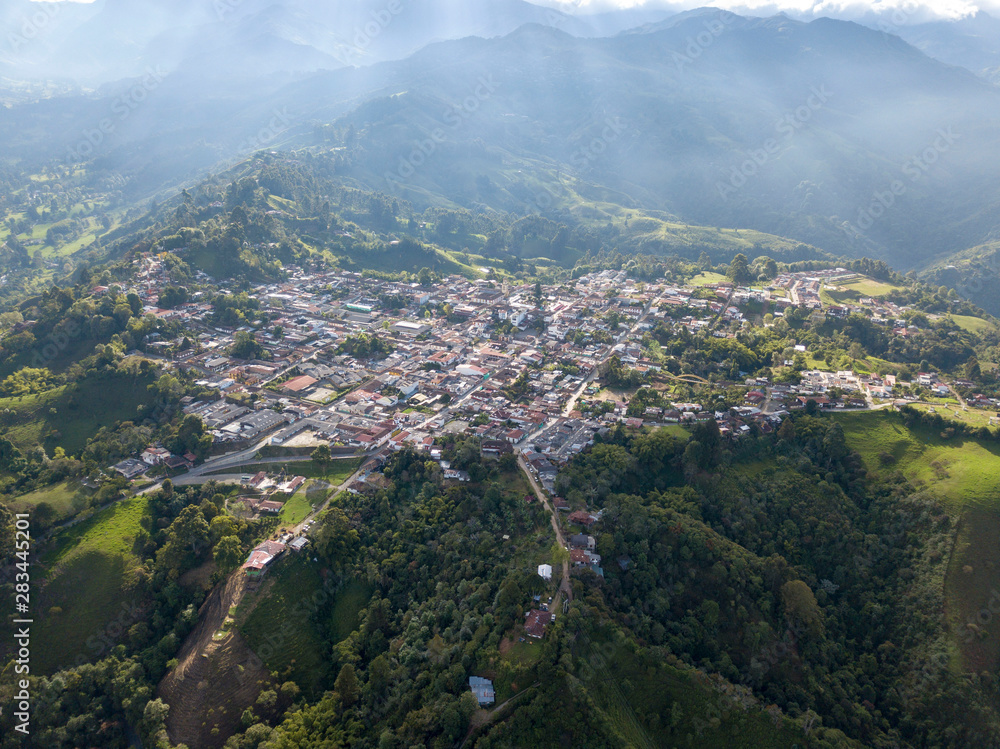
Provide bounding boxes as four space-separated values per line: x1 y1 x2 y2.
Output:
287 11 1000 269
865 10 1000 82
0 0 600 84
3 7 1000 301
8 0 1000 87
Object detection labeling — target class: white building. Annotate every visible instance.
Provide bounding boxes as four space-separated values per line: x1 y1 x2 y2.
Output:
538 564 553 581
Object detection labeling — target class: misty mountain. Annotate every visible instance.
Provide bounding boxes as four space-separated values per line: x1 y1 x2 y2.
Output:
883 10 1000 82
5 9 1000 280
920 240 1000 315
289 11 1000 270
0 0 596 85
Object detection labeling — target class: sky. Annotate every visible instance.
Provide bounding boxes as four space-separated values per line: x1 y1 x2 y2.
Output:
34 0 993 23
538 0 986 21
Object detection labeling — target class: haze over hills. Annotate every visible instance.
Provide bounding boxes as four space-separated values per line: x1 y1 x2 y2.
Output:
14 12 1000 261
881 10 1000 82
302 13 1000 267
0 0 641 84
4 4 1000 309
10 5 1000 749
7 0 1000 85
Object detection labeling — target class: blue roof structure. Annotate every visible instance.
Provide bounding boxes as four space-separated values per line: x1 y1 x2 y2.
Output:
469 676 495 706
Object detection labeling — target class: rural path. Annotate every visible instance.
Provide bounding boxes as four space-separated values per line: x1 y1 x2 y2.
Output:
518 454 572 605
461 684 539 748
288 458 374 535
949 385 968 408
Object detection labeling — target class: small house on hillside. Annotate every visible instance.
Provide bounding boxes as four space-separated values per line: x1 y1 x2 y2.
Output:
242 540 286 577
258 500 284 514
525 609 553 638
469 676 495 706
568 510 597 527
141 446 171 466
277 475 306 494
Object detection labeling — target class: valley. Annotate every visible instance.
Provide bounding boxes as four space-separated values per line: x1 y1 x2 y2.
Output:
4 2 1000 747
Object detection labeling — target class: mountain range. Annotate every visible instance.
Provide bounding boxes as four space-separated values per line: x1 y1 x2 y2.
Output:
4 2 1000 309
0 0 681 84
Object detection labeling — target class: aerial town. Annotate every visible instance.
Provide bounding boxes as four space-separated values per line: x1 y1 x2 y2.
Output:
117 256 975 488
96 255 985 638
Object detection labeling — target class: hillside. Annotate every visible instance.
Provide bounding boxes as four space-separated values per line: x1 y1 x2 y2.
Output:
7 5 1000 748
4 11 1000 284
919 240 1000 316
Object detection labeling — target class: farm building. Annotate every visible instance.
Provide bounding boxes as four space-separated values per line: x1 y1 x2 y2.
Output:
242 540 287 577
525 609 553 638
469 676 495 706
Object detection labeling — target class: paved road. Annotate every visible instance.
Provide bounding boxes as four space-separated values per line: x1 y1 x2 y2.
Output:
289 460 373 536
562 290 666 418
138 452 365 497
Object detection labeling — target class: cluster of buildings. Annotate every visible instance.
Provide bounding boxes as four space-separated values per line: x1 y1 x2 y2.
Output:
111 446 197 480
103 255 992 511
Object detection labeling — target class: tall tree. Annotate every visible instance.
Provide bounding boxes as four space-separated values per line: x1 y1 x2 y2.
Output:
335 664 358 706
727 253 752 286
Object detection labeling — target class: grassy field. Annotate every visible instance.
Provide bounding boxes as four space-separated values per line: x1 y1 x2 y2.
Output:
328 578 374 645
836 411 1000 511
7 481 92 524
689 272 729 286
34 496 149 674
238 561 373 697
911 403 997 429
0 370 157 456
948 314 996 335
838 411 1000 679
657 424 691 439
238 557 332 696
820 277 904 306
210 457 361 483
501 638 544 674
945 508 1000 674
278 490 309 526
841 278 904 296
570 629 814 749
278 480 331 526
